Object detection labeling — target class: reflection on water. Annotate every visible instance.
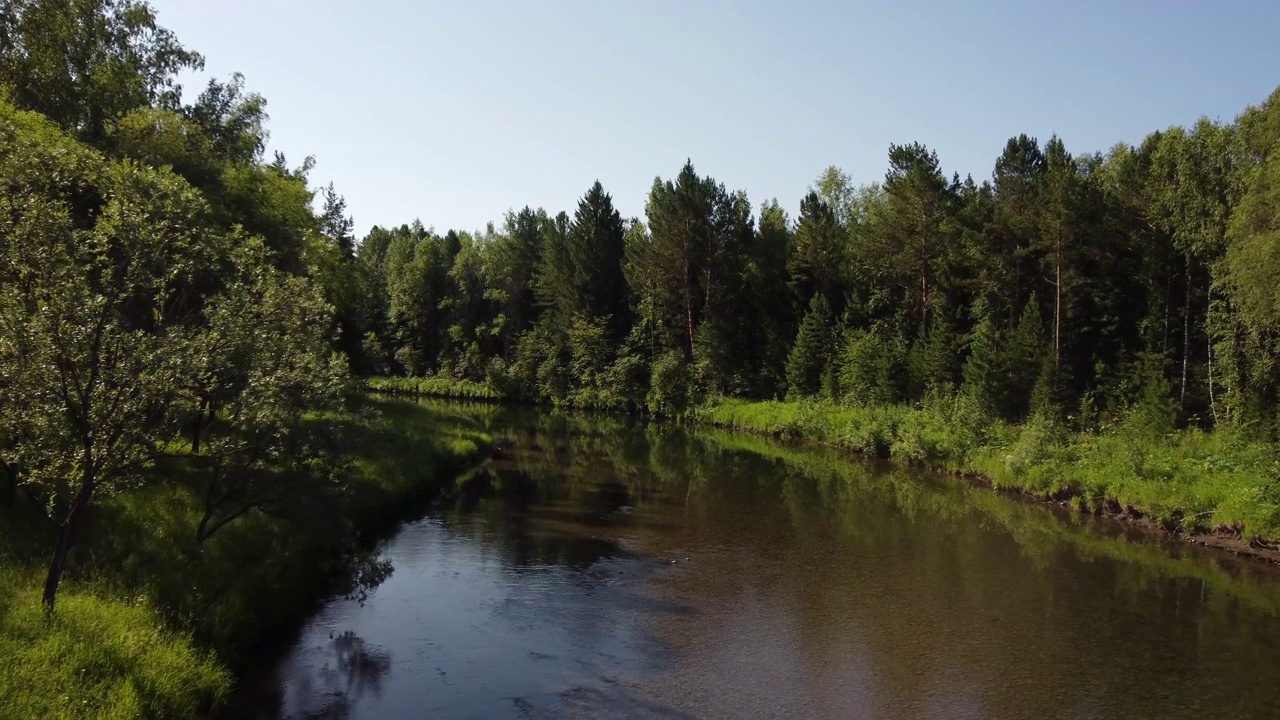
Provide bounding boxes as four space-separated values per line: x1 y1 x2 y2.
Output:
248 401 1280 719
273 632 390 720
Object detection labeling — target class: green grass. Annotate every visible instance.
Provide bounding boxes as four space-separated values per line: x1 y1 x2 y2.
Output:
700 397 1280 541
0 569 230 720
700 427 1280 615
973 423 1280 534
366 375 503 401
0 397 491 718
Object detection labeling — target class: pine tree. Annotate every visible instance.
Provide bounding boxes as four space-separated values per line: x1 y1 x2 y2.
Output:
872 143 955 328
837 326 901 406
909 315 957 399
986 135 1046 325
962 316 1005 416
1007 300 1049 419
786 294 834 398
789 191 845 312
320 182 356 258
489 206 547 357
539 182 628 339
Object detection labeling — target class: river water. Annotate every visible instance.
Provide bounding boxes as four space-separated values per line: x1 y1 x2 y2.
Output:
244 401 1280 719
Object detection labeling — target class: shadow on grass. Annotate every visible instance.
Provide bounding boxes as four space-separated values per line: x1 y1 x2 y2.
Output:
0 396 492 718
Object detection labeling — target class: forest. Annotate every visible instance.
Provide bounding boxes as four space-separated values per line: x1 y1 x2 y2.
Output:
347 87 1280 443
0 1 493 717
342 62 1280 547
2 0 1280 717
350 88 1280 464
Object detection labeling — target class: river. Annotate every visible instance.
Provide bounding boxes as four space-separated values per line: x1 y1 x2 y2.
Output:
242 400 1280 719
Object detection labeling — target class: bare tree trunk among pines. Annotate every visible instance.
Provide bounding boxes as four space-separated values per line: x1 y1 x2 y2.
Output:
1181 263 1191 409
920 272 929 326
1207 297 1218 425
1054 233 1063 366
683 258 695 359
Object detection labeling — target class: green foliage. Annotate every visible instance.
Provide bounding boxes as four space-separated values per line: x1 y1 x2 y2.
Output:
0 10 498 714
366 376 503 401
539 181 629 342
1124 355 1180 439
0 0 204 144
837 326 901 406
789 191 846 311
997 410 1071 490
10 2 1280 711
486 206 547 356
786 294 835 398
0 399 490 713
648 349 694 417
908 315 958 400
190 241 349 543
962 316 1004 415
0 99 216 606
1219 143 1280 429
704 397 1280 540
349 86 1280 440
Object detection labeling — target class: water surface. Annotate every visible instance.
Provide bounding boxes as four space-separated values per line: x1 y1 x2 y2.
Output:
246 402 1280 719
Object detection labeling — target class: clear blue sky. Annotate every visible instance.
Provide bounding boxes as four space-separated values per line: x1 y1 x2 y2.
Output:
151 0 1280 235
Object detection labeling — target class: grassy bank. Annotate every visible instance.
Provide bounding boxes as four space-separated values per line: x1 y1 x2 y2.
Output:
702 398 1280 543
0 397 491 719
364 376 1280 543
704 426 1280 615
366 376 504 401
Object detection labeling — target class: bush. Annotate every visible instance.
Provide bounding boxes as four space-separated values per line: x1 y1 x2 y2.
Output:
648 350 694 417
837 326 901 406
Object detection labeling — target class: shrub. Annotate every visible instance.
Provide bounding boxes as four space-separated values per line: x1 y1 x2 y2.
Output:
648 350 693 417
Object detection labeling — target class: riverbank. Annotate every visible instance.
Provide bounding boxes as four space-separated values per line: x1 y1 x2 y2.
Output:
701 398 1280 562
366 376 504 401
363 378 1280 563
0 397 492 720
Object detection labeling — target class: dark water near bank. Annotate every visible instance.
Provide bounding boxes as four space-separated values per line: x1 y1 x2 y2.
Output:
246 401 1280 719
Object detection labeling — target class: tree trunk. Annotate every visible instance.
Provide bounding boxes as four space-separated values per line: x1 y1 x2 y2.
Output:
1207 296 1218 425
191 399 216 453
920 271 929 327
1181 261 1191 409
42 478 94 612
195 508 217 545
683 259 695 359
1054 233 1062 366
190 410 203 454
2 462 15 508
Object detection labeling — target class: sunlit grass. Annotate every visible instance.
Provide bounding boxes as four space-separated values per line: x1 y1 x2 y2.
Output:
701 397 1280 540
366 375 503 400
0 568 230 720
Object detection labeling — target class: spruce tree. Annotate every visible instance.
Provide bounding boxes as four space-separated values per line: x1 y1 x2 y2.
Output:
1008 300 1049 419
540 181 629 340
789 191 845 313
962 316 1005 416
786 294 834 398
838 326 900 406
909 315 957 400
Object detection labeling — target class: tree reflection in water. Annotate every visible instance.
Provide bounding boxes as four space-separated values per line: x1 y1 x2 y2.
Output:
289 631 390 720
